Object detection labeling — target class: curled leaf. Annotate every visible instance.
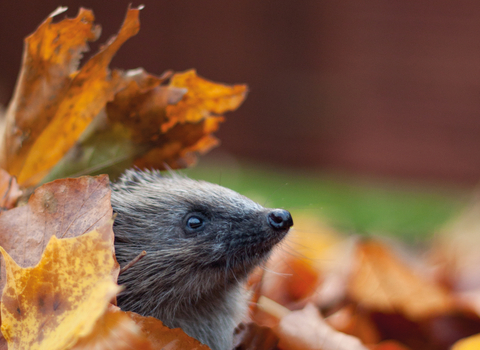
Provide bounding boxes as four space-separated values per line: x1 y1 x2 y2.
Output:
43 69 239 181
164 69 248 131
0 169 22 209
1 7 141 187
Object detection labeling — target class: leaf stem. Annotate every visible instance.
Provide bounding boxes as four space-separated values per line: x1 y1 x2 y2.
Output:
119 250 147 275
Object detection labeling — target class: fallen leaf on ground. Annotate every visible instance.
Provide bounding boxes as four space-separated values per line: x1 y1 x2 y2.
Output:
70 308 154 350
371 340 412 350
0 169 21 209
127 311 211 350
451 333 480 350
348 240 454 320
233 322 279 350
325 305 380 345
430 196 480 292
0 225 119 350
259 214 341 307
0 175 115 293
275 303 368 350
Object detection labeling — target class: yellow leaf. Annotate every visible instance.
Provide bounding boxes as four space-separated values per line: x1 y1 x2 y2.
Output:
164 69 247 132
71 308 154 350
1 7 141 187
0 225 119 350
0 175 116 294
451 334 480 350
0 8 100 177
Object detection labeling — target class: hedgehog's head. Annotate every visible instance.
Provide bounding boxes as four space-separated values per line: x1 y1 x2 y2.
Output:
112 169 292 282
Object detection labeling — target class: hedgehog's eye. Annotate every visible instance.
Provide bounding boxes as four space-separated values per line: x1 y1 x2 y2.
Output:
184 213 207 233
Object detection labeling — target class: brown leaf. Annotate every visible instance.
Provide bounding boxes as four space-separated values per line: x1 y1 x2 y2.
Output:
233 322 279 350
106 69 184 145
347 240 454 320
0 169 22 209
371 340 412 350
259 215 339 308
0 175 116 293
126 311 212 350
275 303 368 350
133 116 223 169
45 69 237 180
0 7 141 187
0 225 120 350
107 69 238 170
325 305 380 345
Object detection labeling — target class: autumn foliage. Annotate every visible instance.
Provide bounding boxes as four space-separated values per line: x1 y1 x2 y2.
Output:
0 5 479 350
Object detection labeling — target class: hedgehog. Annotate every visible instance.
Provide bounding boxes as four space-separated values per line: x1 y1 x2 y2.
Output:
111 169 293 350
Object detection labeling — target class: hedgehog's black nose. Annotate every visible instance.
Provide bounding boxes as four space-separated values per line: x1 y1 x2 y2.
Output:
267 209 293 231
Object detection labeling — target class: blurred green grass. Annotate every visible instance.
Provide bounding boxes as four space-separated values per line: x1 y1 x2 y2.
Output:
184 157 467 242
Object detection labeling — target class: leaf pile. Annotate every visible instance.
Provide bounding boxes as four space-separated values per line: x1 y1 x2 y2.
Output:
0 4 479 350
237 211 480 350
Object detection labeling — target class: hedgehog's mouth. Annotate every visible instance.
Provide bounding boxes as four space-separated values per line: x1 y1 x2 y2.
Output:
207 228 290 273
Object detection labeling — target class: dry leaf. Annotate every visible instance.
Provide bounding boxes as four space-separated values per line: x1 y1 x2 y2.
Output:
451 333 480 350
431 197 480 292
0 169 21 209
233 322 279 350
127 311 211 350
275 303 368 350
0 175 116 293
106 69 184 144
260 215 340 307
371 340 412 350
0 7 100 177
348 240 454 320
44 69 241 181
163 69 247 132
0 225 119 350
133 115 224 169
71 308 154 350
0 7 141 187
325 305 380 345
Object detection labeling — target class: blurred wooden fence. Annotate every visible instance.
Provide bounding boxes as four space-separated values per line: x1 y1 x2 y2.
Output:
1 1 480 184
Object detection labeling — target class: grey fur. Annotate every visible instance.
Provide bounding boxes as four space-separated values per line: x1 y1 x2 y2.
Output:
111 169 291 350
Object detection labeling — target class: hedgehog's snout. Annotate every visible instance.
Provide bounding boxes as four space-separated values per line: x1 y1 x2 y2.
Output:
267 209 293 231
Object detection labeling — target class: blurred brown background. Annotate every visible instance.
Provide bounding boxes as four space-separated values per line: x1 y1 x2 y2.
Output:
1 1 480 185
